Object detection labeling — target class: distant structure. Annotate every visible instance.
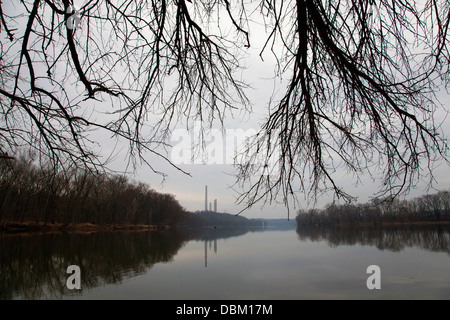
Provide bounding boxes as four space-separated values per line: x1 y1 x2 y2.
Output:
204 185 218 213
205 185 208 211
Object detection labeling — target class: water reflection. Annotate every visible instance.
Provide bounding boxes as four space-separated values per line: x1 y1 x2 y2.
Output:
2 224 449 299
0 226 264 299
0 230 191 299
204 239 217 268
296 224 450 254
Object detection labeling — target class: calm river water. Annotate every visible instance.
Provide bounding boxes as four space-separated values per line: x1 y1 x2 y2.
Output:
1 223 449 299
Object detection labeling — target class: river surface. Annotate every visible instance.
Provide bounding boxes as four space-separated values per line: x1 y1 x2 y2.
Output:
1 223 449 299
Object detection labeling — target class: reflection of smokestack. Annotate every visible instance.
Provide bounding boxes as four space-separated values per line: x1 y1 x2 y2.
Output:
204 240 207 267
205 185 208 211
214 199 217 212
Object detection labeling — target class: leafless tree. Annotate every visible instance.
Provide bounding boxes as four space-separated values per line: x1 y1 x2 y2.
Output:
1 1 449 213
235 0 450 213
0 0 250 173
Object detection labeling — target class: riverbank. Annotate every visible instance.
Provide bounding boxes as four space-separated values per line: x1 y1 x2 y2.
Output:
0 220 169 235
0 211 266 235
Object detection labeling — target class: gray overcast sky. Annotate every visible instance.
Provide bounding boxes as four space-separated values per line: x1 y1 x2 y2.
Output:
107 5 450 219
104 5 450 220
4 1 449 220
122 50 450 220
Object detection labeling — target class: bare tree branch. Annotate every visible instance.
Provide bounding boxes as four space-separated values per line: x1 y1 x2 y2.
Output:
235 0 449 213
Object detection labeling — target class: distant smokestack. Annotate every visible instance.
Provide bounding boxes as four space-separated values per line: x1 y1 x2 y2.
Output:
214 199 217 212
209 202 212 211
205 185 208 211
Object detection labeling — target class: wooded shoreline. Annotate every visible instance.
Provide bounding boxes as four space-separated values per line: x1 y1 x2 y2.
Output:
0 155 265 231
298 220 450 228
296 190 450 228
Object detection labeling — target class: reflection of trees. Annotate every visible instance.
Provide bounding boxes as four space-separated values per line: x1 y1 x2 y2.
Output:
0 226 269 299
0 230 190 299
296 224 450 254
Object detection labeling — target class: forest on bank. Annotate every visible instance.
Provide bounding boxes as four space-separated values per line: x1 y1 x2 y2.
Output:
0 154 262 230
0 154 189 228
296 191 450 226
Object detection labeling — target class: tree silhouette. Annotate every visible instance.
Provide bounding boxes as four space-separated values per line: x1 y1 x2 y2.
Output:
0 0 250 172
0 1 448 210
235 0 449 211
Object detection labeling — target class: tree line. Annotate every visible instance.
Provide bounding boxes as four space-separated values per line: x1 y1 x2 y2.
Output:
0 154 189 227
296 191 450 226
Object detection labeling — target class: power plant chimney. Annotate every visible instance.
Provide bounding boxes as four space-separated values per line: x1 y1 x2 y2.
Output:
214 199 217 212
205 185 208 211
